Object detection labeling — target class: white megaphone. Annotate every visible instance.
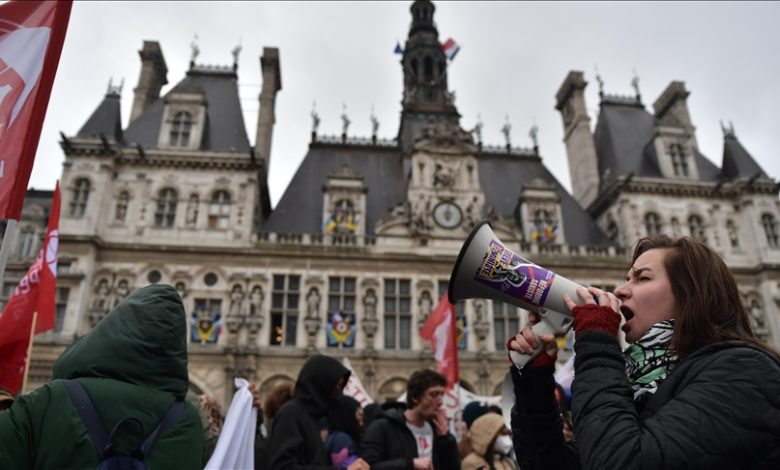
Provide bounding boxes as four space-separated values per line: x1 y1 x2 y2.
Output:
449 220 587 369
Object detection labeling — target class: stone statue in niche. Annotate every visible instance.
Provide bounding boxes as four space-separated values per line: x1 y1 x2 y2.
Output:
185 195 199 227
748 299 768 337
175 282 187 299
249 285 263 316
474 299 486 324
306 287 321 319
364 289 377 320
113 280 129 307
228 285 244 317
93 279 110 311
419 291 433 320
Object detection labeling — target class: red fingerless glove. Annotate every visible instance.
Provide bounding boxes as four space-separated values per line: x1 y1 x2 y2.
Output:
572 304 621 338
506 338 556 368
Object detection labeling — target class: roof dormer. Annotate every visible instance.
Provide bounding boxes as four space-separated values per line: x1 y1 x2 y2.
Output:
651 81 701 180
158 84 207 151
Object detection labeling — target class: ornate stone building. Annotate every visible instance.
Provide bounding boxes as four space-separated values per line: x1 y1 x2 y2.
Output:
2 0 779 409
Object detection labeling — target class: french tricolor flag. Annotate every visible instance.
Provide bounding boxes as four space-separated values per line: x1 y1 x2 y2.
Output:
441 38 460 61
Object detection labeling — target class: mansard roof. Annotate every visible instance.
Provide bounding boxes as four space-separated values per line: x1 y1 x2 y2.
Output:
77 92 123 143
477 152 612 246
594 101 724 184
123 67 250 153
262 140 612 246
260 143 406 235
721 132 766 179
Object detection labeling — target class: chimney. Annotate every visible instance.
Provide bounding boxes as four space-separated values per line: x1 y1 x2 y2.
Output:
653 82 696 144
129 41 168 124
255 47 282 175
555 71 600 208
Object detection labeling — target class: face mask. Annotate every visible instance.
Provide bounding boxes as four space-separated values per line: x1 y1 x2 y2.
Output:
493 435 513 456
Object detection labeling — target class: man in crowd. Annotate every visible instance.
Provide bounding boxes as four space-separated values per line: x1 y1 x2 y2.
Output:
361 369 460 470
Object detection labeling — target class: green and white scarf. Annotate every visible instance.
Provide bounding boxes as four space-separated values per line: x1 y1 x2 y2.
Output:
623 320 677 405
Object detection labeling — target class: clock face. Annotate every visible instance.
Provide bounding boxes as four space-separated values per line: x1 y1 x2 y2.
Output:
433 201 462 229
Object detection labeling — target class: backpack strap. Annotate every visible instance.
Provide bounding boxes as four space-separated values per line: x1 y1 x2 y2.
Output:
62 379 109 457
138 400 185 457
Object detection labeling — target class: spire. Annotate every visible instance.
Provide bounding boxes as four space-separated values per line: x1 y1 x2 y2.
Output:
398 0 460 150
720 120 766 179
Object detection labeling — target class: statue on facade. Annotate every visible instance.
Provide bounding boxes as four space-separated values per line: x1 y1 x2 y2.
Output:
311 101 320 135
341 103 351 136
92 280 110 311
249 285 263 316
113 280 129 308
185 194 199 227
433 163 457 189
470 115 483 145
529 123 539 148
231 41 242 68
501 116 512 148
306 287 321 319
419 291 433 319
190 34 200 64
228 285 244 317
175 282 187 299
370 109 379 139
364 289 377 320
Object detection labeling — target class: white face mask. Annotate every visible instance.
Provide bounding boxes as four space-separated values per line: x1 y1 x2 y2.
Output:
493 434 513 455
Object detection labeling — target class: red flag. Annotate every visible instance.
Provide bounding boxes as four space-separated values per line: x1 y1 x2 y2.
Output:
0 182 60 394
420 292 459 389
0 0 72 220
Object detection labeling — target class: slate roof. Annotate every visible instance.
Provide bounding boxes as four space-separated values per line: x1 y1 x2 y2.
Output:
262 142 612 246
122 68 250 153
261 144 407 234
76 92 123 143
593 101 757 185
721 133 766 179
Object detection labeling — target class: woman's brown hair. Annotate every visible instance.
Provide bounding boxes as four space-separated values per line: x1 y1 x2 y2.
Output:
263 381 294 423
631 235 779 360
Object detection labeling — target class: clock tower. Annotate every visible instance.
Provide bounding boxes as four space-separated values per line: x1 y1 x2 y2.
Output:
403 120 486 239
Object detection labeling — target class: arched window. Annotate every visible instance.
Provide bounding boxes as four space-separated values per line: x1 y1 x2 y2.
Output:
762 214 779 248
688 215 706 240
208 190 231 229
169 111 193 147
114 191 129 222
644 212 662 235
154 188 178 227
669 143 689 177
424 56 433 82
726 220 739 248
69 178 90 217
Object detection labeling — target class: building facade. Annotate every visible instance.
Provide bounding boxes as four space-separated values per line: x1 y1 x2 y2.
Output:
3 0 779 409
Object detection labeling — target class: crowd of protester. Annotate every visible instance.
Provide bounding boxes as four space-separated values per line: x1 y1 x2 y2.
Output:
1 235 779 469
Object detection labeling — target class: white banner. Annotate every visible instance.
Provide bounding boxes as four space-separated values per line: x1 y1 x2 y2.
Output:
341 357 374 407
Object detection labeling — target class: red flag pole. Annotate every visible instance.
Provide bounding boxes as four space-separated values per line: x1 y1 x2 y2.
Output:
20 311 37 394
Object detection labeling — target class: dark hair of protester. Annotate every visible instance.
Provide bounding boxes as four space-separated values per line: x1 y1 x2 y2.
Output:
406 368 447 409
633 235 779 360
328 395 362 442
362 402 382 431
462 401 490 429
263 381 294 423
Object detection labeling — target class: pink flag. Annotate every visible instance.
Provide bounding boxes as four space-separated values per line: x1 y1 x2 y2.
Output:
420 293 459 389
0 182 60 394
0 0 72 220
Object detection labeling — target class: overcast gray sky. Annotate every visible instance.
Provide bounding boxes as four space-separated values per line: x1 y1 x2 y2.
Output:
30 1 780 206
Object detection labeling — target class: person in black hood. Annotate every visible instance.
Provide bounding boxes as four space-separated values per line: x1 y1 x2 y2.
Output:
268 355 370 470
324 396 364 467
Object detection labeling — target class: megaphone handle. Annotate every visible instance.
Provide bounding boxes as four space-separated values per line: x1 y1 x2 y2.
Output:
508 317 559 370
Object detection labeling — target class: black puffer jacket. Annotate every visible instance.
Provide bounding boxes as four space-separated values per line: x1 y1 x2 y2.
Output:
361 407 461 470
511 332 780 470
268 355 351 470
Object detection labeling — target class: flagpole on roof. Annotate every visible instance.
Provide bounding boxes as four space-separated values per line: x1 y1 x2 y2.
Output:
0 219 20 286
